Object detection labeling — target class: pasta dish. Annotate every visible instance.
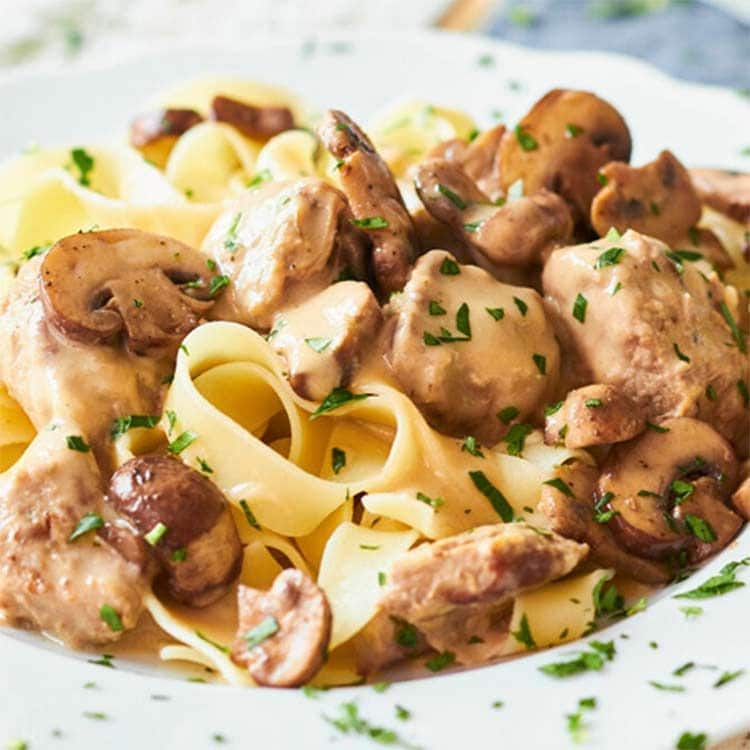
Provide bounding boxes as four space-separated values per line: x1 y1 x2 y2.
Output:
0 78 747 688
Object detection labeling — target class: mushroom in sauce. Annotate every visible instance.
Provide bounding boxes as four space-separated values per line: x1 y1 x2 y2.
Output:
108 453 242 607
231 569 332 687
129 108 204 167
211 95 295 140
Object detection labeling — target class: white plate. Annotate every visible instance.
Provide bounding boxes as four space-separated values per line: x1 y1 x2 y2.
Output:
1 30 749 750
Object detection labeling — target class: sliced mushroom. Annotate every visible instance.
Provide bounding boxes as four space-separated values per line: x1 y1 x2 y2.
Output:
318 109 418 296
270 281 383 401
377 523 587 664
129 108 204 148
731 474 750 519
598 417 740 564
544 384 645 449
231 569 332 687
499 89 632 227
415 157 573 269
538 460 670 584
211 95 295 139
40 229 217 357
591 150 702 246
691 168 750 225
108 453 242 607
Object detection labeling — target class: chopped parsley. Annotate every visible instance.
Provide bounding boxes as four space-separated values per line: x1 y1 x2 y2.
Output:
247 169 271 189
324 702 413 748
463 220 482 233
425 651 455 672
504 423 533 457
224 212 242 250
239 499 260 529
593 577 624 618
511 613 536 649
110 414 159 440
532 353 547 375
416 491 444 510
739 380 749 406
597 172 609 186
684 514 717 543
544 401 564 416
539 640 616 678
543 477 574 497
305 337 332 353
68 512 104 542
99 604 124 632
498 405 519 424
167 430 198 454
359 544 380 551
391 617 418 649
676 732 707 750
378 571 387 586
513 296 528 316
594 246 625 268
428 300 446 316
514 125 538 151
395 705 411 721
196 630 229 653
486 307 505 321
436 183 467 210
144 522 168 547
461 435 484 457
469 470 513 522
209 275 230 297
565 123 583 138
719 301 747 354
594 492 617 523
705 384 717 401
572 293 588 323
439 257 460 275
679 606 703 618
670 479 695 504
585 398 603 408
646 421 670 433
244 616 279 649
649 681 685 692
331 447 346 475
133 298 144 308
351 216 389 229
22 244 51 261
196 457 213 474
455 303 471 338
66 434 90 452
71 147 94 186
674 557 750 600
714 669 744 688
171 547 188 562
310 387 373 419
673 343 691 363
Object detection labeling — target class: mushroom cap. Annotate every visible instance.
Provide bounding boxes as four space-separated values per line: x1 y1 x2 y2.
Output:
231 569 332 687
590 150 702 245
108 453 242 607
41 229 216 356
129 108 203 148
211 95 295 139
599 417 739 561
499 89 632 225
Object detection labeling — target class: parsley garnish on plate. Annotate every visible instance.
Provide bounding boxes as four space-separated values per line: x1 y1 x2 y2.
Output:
674 557 750 600
324 702 418 749
676 731 708 750
539 640 616 678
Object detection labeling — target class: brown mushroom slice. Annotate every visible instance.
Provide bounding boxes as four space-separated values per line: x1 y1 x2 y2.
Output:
731 475 750 519
211 95 295 139
41 229 217 356
598 417 740 562
318 109 418 296
129 108 204 148
270 281 383 401
591 150 702 246
538 460 670 584
415 157 573 269
108 453 242 607
378 523 587 663
231 569 332 687
544 384 645 449
691 168 750 225
499 89 632 226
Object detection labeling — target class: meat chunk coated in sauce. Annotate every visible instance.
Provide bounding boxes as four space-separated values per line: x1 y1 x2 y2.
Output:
387 250 560 445
270 281 382 402
202 178 368 330
543 230 749 454
318 109 418 296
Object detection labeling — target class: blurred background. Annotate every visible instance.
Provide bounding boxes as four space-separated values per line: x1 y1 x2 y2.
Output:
0 0 748 88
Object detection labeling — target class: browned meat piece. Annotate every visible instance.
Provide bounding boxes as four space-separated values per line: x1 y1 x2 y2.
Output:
211 95 294 139
598 417 741 565
0 428 149 647
352 610 429 676
538 460 670 584
231 570 332 687
318 110 417 295
414 157 573 270
544 384 645 448
499 89 632 227
109 454 242 607
40 229 216 358
386 250 560 445
202 178 368 330
270 281 382 401
543 230 749 453
376 523 587 664
129 108 203 148
691 168 750 225
591 150 702 246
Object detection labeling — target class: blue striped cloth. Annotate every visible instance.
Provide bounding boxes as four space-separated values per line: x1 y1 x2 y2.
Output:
486 0 750 88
